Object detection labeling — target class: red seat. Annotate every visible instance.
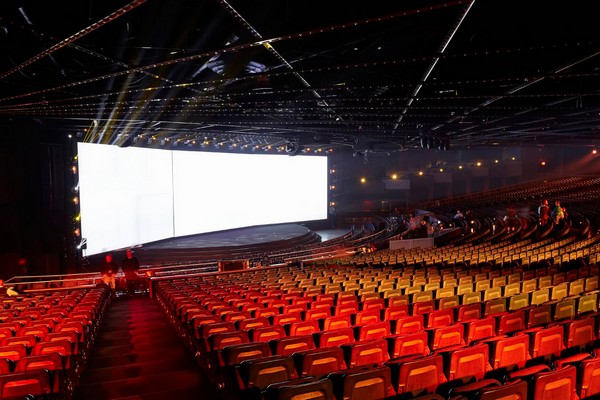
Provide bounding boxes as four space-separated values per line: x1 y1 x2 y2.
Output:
353 309 380 325
412 301 436 316
333 303 358 318
249 325 286 343
313 328 355 349
464 316 496 345
387 332 430 359
271 335 315 356
328 365 396 400
513 365 578 400
0 370 52 399
293 347 346 378
482 335 530 370
496 310 525 335
578 357 600 398
264 377 333 400
341 339 389 368
322 315 351 331
451 378 527 400
564 317 596 350
220 342 272 366
390 316 424 335
525 304 552 329
271 313 302 326
354 321 390 341
387 354 447 396
286 320 320 337
427 308 454 328
237 355 297 391
457 303 482 322
521 325 565 360
235 316 270 331
437 343 491 381
383 305 409 321
428 324 465 351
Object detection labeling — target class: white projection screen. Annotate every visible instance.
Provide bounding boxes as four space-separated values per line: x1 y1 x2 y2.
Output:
77 143 328 255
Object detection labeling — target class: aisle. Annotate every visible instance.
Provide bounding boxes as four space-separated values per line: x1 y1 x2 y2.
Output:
73 297 217 400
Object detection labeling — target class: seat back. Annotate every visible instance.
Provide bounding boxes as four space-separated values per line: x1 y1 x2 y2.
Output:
293 347 346 378
388 354 447 396
328 365 396 400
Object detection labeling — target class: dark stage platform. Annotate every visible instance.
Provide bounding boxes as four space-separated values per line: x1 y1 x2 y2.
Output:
141 224 347 250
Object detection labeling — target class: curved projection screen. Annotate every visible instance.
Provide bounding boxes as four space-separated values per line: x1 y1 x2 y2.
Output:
77 143 328 255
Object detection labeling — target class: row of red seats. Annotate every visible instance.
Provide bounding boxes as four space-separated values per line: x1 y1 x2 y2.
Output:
0 287 109 399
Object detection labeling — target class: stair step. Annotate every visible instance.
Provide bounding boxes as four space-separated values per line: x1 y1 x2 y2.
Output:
87 347 190 369
75 369 203 400
82 356 196 383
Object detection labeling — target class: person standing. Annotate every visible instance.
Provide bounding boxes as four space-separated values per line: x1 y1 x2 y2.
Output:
101 254 118 297
121 249 140 297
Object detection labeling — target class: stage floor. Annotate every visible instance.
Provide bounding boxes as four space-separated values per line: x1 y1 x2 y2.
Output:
140 224 348 250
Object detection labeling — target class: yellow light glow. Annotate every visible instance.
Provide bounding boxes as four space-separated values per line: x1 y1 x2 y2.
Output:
391 173 398 180
360 177 367 183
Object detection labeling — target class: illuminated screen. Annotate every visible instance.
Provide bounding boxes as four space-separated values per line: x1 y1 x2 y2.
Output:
77 143 328 255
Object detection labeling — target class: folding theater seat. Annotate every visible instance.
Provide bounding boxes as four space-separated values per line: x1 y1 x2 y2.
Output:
322 315 351 331
236 317 270 332
411 301 436 316
263 377 334 400
519 325 565 361
387 332 430 359
249 326 286 343
353 309 380 325
386 354 447 397
224 311 252 324
220 342 272 368
456 303 481 322
390 315 424 335
328 365 396 400
341 339 389 368
383 305 408 321
205 331 249 366
236 355 297 394
15 353 64 393
577 292 598 316
563 317 596 351
553 298 577 321
449 378 528 400
526 304 552 329
464 316 496 345
354 321 390 341
271 313 301 327
510 364 578 400
425 309 455 329
0 370 53 399
577 356 600 398
480 335 530 371
313 328 355 349
286 320 320 337
496 310 526 335
428 324 465 352
271 335 316 356
292 347 346 378
437 343 492 382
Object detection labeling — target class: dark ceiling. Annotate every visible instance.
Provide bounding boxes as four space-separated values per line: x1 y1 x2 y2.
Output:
0 0 599 154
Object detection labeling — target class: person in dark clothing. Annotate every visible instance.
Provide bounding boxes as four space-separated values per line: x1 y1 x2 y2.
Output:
122 249 140 297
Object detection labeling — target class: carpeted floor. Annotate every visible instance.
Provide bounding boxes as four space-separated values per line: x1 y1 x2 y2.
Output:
73 297 219 400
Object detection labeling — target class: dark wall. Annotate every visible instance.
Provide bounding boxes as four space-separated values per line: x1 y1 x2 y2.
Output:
329 146 600 213
0 121 75 279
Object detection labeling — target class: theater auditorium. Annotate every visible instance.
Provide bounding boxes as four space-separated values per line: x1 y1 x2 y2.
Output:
0 1 600 399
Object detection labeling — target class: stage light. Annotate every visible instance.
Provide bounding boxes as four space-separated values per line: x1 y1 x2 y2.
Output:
476 162 482 167
494 160 499 164
511 156 516 161
418 171 424 176
360 177 366 184
458 165 463 170
74 228 81 236
593 149 598 155
72 197 79 205
391 173 398 180
540 161 546 166
439 168 444 172
71 166 77 174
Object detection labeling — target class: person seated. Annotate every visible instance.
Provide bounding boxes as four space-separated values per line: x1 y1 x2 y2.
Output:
0 279 19 297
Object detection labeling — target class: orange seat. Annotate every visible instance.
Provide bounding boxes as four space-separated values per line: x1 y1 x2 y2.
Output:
464 316 496 345
271 335 315 356
354 321 390 341
328 365 396 400
387 354 447 396
341 339 389 368
293 347 346 378
313 328 355 349
438 343 491 382
386 332 430 359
